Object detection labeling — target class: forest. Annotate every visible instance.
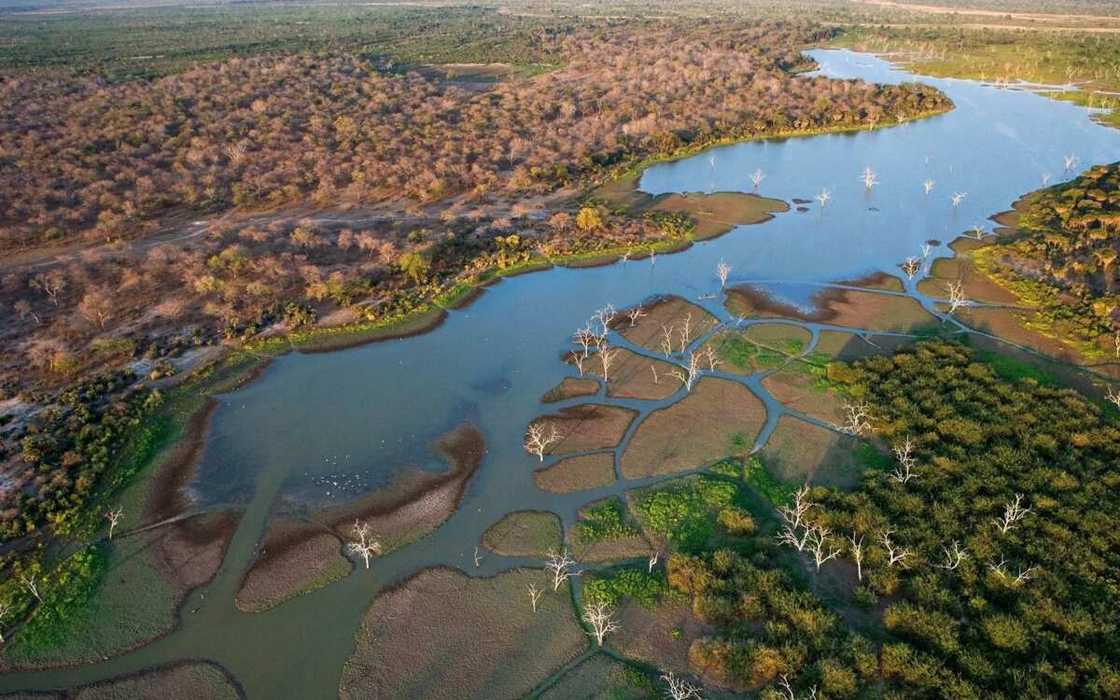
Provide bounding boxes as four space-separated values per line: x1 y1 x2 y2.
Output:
972 162 1120 351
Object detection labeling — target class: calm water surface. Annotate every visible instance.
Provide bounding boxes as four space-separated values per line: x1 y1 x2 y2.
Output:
4 50 1119 698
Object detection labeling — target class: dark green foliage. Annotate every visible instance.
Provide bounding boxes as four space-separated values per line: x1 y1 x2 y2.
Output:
633 476 744 552
5 544 108 655
820 340 1120 696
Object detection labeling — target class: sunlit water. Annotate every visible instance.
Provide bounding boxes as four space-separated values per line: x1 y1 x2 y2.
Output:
4 50 1119 697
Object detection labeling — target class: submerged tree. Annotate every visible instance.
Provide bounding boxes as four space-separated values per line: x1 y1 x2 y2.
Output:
348 520 383 569
524 422 561 461
582 601 619 645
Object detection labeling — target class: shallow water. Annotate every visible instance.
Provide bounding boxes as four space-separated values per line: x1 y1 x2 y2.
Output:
4 49 1119 697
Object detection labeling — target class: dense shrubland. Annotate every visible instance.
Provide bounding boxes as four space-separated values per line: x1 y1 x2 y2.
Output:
973 162 1120 349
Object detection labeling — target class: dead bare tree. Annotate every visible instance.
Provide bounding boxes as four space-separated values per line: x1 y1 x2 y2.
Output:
574 326 596 359
951 192 967 208
572 353 586 377
594 304 617 336
837 401 872 436
848 533 865 581
937 540 969 570
1064 153 1079 171
582 601 619 645
750 168 766 189
650 365 660 384
660 324 675 358
921 242 933 258
0 602 9 643
816 188 831 207
1107 386 1120 410
945 280 968 316
806 525 841 570
891 436 918 484
545 549 580 590
901 257 921 280
993 493 1031 534
923 178 936 195
661 671 704 699
473 546 483 568
988 556 1036 585
776 674 818 700
648 551 660 573
348 520 382 569
524 423 561 462
776 486 815 551
528 582 543 612
599 344 619 383
678 313 693 352
716 259 731 289
701 345 719 372
670 352 702 391
20 574 41 603
105 506 124 541
628 306 647 327
861 166 879 189
880 529 910 569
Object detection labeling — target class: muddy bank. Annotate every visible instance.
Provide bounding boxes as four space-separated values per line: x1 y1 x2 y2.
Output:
726 283 936 332
234 424 485 612
144 400 218 525
295 308 448 355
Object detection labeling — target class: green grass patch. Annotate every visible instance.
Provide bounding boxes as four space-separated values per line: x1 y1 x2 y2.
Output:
744 456 795 507
575 499 639 544
632 476 741 552
583 567 668 608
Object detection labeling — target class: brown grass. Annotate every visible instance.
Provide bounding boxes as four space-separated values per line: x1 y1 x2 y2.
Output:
339 568 587 700
610 601 712 675
617 296 719 353
761 371 844 425
620 377 766 479
584 347 679 400
917 254 1021 305
533 452 616 494
481 511 562 557
234 519 350 613
538 654 647 700
533 404 638 455
726 284 936 333
759 416 866 489
541 377 600 403
75 661 241 700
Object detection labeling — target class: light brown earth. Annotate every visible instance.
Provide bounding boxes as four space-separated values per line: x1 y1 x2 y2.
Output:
481 511 562 557
339 568 588 700
533 404 638 455
620 378 766 479
533 452 616 494
235 519 351 613
569 533 653 563
917 253 1022 305
541 377 601 403
618 296 719 353
759 416 866 488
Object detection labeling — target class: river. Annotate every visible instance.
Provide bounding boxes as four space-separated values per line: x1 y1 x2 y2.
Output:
3 49 1119 698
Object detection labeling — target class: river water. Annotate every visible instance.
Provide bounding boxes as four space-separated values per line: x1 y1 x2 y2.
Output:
3 49 1119 697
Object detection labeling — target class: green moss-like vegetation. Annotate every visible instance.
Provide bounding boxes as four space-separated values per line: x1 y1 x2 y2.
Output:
575 499 639 544
632 476 754 553
584 568 669 609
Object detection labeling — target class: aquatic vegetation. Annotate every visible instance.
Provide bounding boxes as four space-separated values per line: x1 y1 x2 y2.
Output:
583 568 668 609
574 500 639 544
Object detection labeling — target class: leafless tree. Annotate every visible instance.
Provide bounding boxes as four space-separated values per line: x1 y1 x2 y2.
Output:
678 313 693 352
988 556 1037 585
901 257 921 280
1114 330 1120 359
1064 154 1079 171
880 529 910 569
595 304 617 335
648 551 660 573
20 574 41 603
951 192 967 208
923 178 936 195
105 506 124 541
776 486 815 551
628 306 647 327
572 353 587 377
574 326 596 359
966 224 987 240
670 352 701 391
1041 172 1052 186
1106 385 1120 410
583 601 619 645
473 546 483 568
701 345 719 372
660 324 675 358
348 520 382 569
945 280 968 316
861 166 879 189
848 533 865 581
661 671 704 699
750 168 766 189
937 540 969 570
13 299 40 325
716 259 731 289
891 436 918 484
31 271 66 306
524 423 561 461
993 493 1031 534
776 674 818 700
599 344 619 383
528 582 543 612
816 188 831 207
921 242 933 258
0 602 9 643
545 549 580 590
650 365 660 384
837 401 872 436
806 525 841 570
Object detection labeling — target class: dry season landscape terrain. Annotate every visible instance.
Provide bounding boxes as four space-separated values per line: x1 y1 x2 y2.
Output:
1 0 1120 698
